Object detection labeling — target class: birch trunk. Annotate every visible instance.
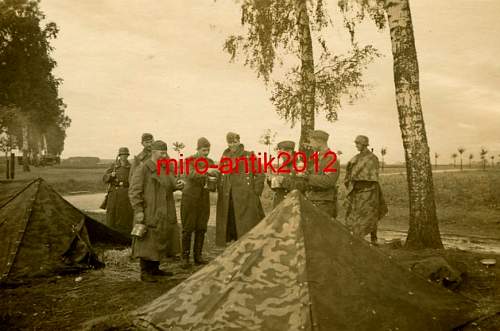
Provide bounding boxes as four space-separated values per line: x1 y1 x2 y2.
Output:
295 0 316 152
385 0 443 248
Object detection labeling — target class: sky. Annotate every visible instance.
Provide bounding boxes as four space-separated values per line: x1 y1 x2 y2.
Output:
39 0 500 163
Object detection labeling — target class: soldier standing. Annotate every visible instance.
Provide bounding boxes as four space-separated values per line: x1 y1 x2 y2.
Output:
303 130 340 218
129 133 154 182
180 137 218 268
344 135 388 244
102 147 134 235
129 140 184 282
215 132 265 246
267 140 296 208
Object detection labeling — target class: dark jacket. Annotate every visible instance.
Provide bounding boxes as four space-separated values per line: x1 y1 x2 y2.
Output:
305 148 340 201
180 154 215 232
128 159 180 261
102 160 133 235
129 149 151 183
215 144 265 246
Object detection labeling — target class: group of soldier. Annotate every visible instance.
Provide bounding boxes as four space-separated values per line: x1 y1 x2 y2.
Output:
102 130 387 282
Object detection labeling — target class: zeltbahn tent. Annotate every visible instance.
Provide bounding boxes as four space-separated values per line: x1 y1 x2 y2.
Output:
132 190 480 331
0 178 130 284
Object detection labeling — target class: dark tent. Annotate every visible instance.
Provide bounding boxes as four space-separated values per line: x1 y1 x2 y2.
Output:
132 190 479 331
0 178 130 283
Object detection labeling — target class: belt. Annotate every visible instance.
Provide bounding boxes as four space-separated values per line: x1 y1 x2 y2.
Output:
113 181 129 188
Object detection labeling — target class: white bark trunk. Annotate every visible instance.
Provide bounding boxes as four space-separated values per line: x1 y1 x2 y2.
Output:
385 0 443 248
295 0 316 152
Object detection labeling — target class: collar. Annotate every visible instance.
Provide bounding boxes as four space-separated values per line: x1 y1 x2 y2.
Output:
145 159 157 173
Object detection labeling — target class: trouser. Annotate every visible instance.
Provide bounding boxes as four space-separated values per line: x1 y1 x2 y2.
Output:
181 196 210 260
226 193 238 242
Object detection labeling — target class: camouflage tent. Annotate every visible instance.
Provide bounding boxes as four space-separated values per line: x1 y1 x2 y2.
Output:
132 190 479 331
0 178 130 283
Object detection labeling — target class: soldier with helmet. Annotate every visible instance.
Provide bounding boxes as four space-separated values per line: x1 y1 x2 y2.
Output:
129 133 154 183
302 130 340 218
102 147 134 235
344 135 388 244
129 140 184 282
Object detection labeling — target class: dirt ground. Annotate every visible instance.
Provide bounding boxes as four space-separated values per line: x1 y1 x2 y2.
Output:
1 225 500 330
0 227 223 330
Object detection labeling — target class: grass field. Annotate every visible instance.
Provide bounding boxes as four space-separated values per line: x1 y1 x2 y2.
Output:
0 166 107 194
2 164 499 237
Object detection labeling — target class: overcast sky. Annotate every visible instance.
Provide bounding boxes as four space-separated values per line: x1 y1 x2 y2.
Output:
40 0 500 163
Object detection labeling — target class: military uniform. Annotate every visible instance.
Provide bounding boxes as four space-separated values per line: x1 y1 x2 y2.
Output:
304 131 340 218
215 133 265 246
267 140 296 208
344 147 388 241
102 147 133 236
129 141 181 281
180 137 216 266
129 133 153 183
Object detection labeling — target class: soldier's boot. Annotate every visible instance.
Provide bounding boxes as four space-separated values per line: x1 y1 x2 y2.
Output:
140 259 157 283
181 231 192 269
370 231 378 246
194 231 208 266
150 261 174 277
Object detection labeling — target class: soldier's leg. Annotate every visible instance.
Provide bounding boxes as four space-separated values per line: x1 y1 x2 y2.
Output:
180 200 195 269
149 260 173 277
226 195 238 243
370 223 378 245
194 230 208 265
194 203 210 265
140 259 157 282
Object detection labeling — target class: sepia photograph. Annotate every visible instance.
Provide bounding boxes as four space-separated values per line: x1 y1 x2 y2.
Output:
0 0 499 330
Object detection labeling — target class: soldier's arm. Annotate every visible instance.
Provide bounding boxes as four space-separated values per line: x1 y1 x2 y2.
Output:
186 156 209 183
247 151 265 195
128 165 145 213
102 164 115 184
128 157 138 184
307 159 340 189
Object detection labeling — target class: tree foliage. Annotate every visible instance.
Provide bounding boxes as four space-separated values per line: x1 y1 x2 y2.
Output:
0 0 70 155
224 0 380 127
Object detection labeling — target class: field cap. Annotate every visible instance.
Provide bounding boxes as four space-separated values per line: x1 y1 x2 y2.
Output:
141 133 154 142
197 137 211 149
151 140 168 151
354 135 369 146
310 130 329 142
277 140 295 151
226 132 240 143
118 147 130 156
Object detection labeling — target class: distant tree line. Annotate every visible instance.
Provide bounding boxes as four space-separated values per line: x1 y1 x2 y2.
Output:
0 0 70 171
432 147 498 171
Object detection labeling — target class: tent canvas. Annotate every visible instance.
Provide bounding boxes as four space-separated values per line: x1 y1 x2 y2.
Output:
0 178 130 283
132 191 479 331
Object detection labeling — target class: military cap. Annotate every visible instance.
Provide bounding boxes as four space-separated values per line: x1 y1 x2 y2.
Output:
277 140 295 151
151 140 168 151
226 132 240 143
310 130 329 142
141 133 154 142
118 147 130 155
355 135 369 146
197 137 211 149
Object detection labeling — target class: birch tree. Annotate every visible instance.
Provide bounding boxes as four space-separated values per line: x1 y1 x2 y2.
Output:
224 0 379 150
340 0 443 248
